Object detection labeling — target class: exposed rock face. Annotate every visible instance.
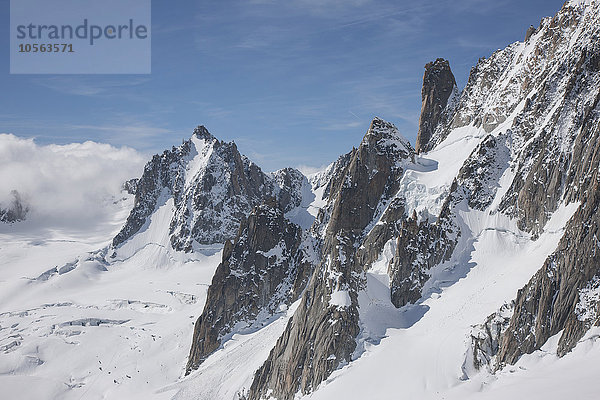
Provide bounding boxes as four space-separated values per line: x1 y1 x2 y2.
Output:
112 132 195 248
112 126 305 251
272 168 305 213
354 196 406 270
456 133 511 211
122 178 139 195
470 175 600 372
525 25 537 42
416 58 457 153
168 130 275 251
248 118 415 400
388 207 457 307
388 131 511 307
463 303 514 375
496 132 600 366
186 199 312 373
0 190 28 223
462 1 600 374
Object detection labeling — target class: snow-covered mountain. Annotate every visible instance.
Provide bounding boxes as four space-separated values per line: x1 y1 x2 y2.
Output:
112 126 308 253
2 1 600 399
0 190 28 223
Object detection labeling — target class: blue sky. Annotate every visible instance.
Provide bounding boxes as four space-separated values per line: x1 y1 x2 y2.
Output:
1 0 565 172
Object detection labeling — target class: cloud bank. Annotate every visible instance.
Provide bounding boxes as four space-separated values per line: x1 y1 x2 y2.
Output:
0 134 145 233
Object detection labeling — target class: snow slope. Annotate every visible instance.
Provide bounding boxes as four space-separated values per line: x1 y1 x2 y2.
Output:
0 194 222 400
167 300 301 400
305 136 591 399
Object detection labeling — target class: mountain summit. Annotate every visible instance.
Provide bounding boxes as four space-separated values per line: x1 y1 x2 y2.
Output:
112 127 308 253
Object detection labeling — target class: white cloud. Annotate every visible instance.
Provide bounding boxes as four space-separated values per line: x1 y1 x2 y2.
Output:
0 134 145 233
296 164 329 176
321 121 363 131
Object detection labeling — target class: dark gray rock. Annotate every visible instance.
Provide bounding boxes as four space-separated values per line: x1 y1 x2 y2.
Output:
388 194 458 307
496 184 600 366
122 178 139 195
272 167 306 213
354 197 407 270
185 198 312 374
416 58 457 153
495 126 600 366
466 1 600 371
112 126 307 252
248 118 414 400
456 133 511 211
463 303 513 376
525 25 537 42
112 136 193 248
0 190 28 224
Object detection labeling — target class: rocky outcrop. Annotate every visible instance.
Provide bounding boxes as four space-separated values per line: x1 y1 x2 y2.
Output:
495 185 600 367
0 190 28 223
122 178 139 195
112 126 306 251
416 58 457 153
354 197 407 270
388 131 511 307
463 303 514 375
525 25 537 42
186 198 312 373
388 207 457 307
112 132 194 248
272 168 305 213
248 118 415 400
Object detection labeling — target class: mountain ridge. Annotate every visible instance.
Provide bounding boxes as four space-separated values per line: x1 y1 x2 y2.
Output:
2 2 600 399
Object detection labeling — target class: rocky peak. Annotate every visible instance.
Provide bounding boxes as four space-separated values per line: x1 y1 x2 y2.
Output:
363 117 414 158
327 118 413 234
112 125 308 252
416 58 457 153
271 167 306 213
0 190 29 224
525 24 537 41
248 118 415 400
192 125 215 141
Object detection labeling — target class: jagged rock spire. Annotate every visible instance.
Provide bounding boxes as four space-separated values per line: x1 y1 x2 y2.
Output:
192 125 214 141
0 190 28 223
416 58 456 154
525 25 537 41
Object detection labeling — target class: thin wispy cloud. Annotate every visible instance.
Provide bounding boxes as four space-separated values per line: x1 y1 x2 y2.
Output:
66 123 175 149
296 163 330 176
321 120 363 131
33 77 150 97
